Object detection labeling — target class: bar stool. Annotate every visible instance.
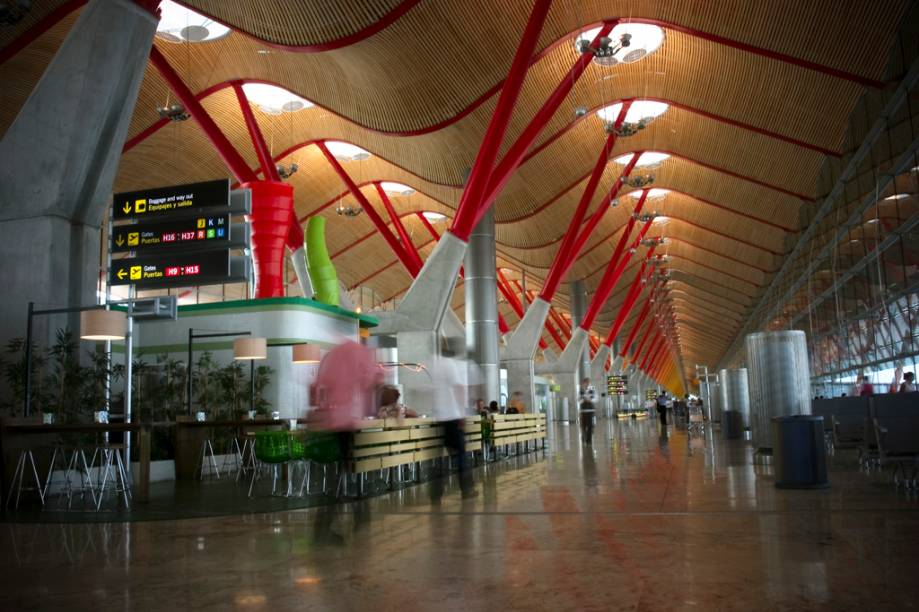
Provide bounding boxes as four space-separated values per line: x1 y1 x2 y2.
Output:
42 441 97 509
88 437 131 510
6 445 45 510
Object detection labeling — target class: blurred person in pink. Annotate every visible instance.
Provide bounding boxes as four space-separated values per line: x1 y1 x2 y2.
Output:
309 339 383 457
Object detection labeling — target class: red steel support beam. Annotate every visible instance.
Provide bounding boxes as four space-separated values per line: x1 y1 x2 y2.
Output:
538 106 632 301
631 318 657 366
474 23 616 224
149 47 257 184
619 291 656 358
603 249 657 346
233 82 281 182
581 193 652 330
318 142 420 276
450 0 552 241
641 335 665 373
376 183 424 272
561 153 641 282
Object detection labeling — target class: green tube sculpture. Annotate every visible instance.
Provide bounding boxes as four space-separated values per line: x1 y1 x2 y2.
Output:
306 216 340 307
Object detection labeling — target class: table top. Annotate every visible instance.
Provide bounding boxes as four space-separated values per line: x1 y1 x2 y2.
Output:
3 422 144 434
175 418 302 428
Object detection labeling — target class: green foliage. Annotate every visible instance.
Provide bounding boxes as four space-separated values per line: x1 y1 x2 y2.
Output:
215 360 247 419
193 351 220 416
246 364 274 415
153 353 186 422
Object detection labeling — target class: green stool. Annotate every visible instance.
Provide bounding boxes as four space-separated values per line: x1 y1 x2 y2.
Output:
297 431 342 496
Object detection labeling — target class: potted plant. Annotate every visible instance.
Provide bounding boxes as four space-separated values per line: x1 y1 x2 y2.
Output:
215 361 246 420
154 353 186 422
80 343 122 423
247 364 274 417
193 351 219 421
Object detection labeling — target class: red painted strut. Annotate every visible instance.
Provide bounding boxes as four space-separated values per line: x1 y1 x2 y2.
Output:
376 183 424 273
450 0 552 241
581 190 652 330
318 142 420 276
233 82 281 182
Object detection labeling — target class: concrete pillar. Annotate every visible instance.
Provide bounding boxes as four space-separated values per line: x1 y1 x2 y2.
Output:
464 208 500 404
0 0 158 347
569 279 590 381
503 297 550 415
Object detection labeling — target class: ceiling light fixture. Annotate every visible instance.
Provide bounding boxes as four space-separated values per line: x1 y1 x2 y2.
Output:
574 23 665 66
883 193 910 201
276 163 298 179
156 103 189 122
155 0 231 43
598 100 669 137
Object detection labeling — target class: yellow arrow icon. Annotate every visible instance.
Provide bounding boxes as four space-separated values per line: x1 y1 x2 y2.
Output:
115 235 125 246
122 202 132 214
117 269 127 280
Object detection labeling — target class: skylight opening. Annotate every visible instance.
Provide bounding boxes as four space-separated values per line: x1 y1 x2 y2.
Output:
613 151 670 167
241 83 313 115
597 100 669 124
156 0 231 43
324 141 371 162
380 182 416 196
573 23 666 66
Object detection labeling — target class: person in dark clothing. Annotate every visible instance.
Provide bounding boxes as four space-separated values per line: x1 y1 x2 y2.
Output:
579 398 596 444
656 392 669 427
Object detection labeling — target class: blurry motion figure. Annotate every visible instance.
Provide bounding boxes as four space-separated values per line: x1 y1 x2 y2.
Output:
855 374 874 397
377 385 417 419
899 372 916 393
488 400 500 414
507 391 526 414
310 338 383 457
474 398 488 416
578 377 596 443
430 337 476 500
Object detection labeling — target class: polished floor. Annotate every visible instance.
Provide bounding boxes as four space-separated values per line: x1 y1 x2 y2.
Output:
3 418 919 611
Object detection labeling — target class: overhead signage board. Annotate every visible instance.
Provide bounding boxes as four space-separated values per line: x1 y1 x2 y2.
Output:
111 214 230 253
607 375 628 396
109 249 230 287
112 179 229 221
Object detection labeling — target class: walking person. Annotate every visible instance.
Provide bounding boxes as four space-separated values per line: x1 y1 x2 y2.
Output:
656 392 669 428
429 337 476 501
579 397 596 444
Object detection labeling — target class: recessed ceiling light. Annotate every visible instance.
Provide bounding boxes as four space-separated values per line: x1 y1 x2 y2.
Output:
324 141 371 162
884 193 910 200
380 182 415 196
241 83 313 115
156 0 231 43
866 218 879 224
421 211 447 222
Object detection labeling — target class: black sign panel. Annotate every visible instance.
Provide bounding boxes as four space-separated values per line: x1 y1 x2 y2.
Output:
109 249 230 287
608 375 628 396
112 179 229 221
111 215 230 253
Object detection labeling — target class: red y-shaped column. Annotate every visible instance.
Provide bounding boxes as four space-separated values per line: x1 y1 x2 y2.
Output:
618 286 657 359
472 23 616 226
376 183 424 272
318 142 421 277
450 0 552 241
580 194 653 332
539 104 634 301
602 241 658 346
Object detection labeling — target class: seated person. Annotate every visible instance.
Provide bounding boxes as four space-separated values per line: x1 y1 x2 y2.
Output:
506 391 526 414
474 398 489 417
377 385 417 419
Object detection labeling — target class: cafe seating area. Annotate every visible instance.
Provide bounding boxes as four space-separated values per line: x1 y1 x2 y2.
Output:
0 413 547 521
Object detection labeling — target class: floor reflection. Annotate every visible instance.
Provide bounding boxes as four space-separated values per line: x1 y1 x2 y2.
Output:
2 419 919 611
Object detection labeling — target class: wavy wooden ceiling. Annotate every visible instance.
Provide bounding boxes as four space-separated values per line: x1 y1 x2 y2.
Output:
0 0 911 382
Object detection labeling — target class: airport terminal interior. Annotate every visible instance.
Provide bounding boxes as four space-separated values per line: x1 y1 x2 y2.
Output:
0 0 918 610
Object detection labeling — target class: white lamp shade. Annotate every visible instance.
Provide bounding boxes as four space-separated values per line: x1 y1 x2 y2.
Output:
80 309 126 341
233 337 267 360
292 343 321 364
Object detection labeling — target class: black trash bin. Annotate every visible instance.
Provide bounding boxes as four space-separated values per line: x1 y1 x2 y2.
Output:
772 415 829 489
722 410 744 440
